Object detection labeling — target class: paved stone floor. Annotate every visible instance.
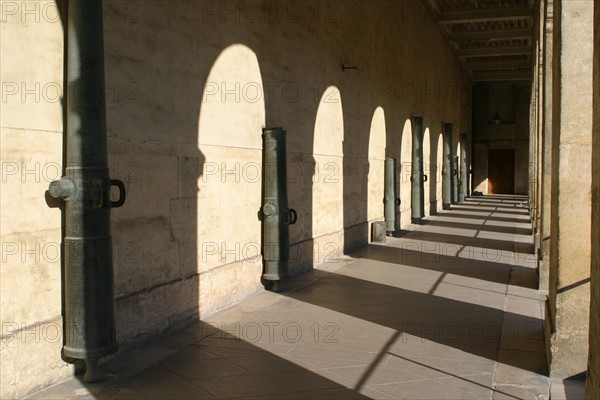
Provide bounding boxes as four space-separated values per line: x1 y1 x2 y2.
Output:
28 195 556 399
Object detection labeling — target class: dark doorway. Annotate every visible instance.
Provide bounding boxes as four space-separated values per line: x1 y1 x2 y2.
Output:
488 149 515 194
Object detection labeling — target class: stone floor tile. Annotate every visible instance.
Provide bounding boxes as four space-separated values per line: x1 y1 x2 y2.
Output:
225 355 306 373
25 378 107 400
101 366 216 399
494 350 548 385
356 386 400 399
190 374 287 398
196 341 270 359
278 353 371 370
385 354 496 378
301 387 375 399
492 384 550 400
257 370 346 393
433 373 494 396
236 393 311 400
370 378 486 400
164 346 220 363
288 345 377 363
248 341 297 355
162 357 251 379
322 364 427 386
156 326 217 350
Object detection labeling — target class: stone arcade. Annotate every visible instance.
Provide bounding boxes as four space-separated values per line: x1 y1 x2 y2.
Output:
1 0 598 398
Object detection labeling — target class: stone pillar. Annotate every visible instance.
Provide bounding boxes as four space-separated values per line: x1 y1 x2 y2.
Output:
442 123 453 209
529 35 539 220
411 117 425 223
529 52 539 214
585 1 600 398
534 0 546 257
546 0 594 378
539 0 553 292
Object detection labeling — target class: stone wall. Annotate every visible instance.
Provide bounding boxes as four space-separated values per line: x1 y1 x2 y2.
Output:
0 1 470 397
0 2 71 395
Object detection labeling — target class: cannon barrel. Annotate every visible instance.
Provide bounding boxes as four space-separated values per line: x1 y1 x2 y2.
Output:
48 0 125 382
261 128 296 286
411 117 425 224
384 157 398 234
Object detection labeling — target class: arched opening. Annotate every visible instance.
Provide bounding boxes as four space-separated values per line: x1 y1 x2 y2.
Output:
423 127 431 215
197 44 265 308
399 119 413 227
312 86 344 264
456 141 462 203
367 107 386 223
435 131 444 212
442 123 454 209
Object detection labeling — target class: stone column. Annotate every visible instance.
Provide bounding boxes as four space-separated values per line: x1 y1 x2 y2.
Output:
585 1 600 398
534 0 545 256
529 21 540 222
547 0 594 378
539 0 553 292
529 48 539 214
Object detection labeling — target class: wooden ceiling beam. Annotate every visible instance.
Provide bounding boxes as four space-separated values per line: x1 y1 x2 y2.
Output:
449 28 532 42
438 7 533 24
466 60 531 70
471 70 531 81
458 45 531 57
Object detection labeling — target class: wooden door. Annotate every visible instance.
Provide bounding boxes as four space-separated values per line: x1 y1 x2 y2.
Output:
488 149 515 194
